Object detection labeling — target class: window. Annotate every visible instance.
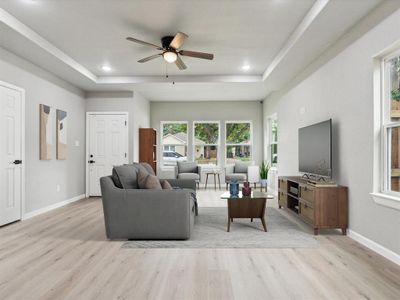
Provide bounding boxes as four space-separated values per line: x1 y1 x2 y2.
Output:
194 122 219 165
225 122 252 164
383 54 400 193
267 116 278 166
161 122 188 166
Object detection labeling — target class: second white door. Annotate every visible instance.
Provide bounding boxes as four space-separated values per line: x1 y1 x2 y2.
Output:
88 114 128 196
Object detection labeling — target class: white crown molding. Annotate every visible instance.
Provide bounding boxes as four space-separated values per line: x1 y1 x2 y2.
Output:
0 8 98 82
97 75 262 84
1 1 329 86
262 0 330 81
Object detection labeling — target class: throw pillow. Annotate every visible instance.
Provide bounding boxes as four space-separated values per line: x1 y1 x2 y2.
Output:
144 174 162 190
137 169 148 189
161 180 173 190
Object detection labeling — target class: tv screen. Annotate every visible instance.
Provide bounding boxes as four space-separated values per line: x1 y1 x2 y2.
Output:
298 119 332 177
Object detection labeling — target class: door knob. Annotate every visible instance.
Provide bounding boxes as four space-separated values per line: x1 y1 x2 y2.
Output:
13 160 22 165
88 160 95 164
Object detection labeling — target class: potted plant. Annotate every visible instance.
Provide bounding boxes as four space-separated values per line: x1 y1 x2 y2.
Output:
260 161 271 188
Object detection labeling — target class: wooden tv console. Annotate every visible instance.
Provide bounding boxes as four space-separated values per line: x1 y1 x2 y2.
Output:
278 176 348 235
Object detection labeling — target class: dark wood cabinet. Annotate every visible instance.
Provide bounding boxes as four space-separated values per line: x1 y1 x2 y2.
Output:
278 176 348 235
139 128 157 174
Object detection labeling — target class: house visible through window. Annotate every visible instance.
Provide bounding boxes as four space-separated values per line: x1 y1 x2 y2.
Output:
161 122 188 166
194 122 219 165
383 53 400 193
226 122 252 164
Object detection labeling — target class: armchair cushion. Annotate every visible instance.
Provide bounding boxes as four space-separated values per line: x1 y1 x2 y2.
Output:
234 161 250 174
178 173 200 181
178 161 198 174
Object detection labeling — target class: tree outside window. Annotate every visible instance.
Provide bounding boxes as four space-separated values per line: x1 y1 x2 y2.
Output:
194 122 219 165
226 122 252 164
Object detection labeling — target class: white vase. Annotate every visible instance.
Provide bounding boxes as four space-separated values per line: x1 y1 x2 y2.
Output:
260 179 268 187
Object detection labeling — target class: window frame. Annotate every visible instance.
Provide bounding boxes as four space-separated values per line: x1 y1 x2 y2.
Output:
193 121 220 166
225 120 253 164
266 114 278 167
160 121 188 167
381 49 400 196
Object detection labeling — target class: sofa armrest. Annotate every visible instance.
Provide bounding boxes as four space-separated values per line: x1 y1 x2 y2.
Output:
166 179 197 191
173 165 178 178
198 165 203 182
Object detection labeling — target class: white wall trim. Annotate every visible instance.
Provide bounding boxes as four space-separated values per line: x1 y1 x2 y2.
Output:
23 194 85 220
370 192 400 211
348 229 400 266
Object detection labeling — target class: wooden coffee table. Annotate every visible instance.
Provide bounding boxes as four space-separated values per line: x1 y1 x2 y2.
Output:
221 191 272 232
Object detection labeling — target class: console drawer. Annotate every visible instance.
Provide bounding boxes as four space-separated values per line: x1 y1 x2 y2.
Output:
279 179 288 191
300 202 314 222
278 192 287 208
300 185 315 203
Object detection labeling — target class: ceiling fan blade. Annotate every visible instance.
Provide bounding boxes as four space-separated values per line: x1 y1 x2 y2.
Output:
175 55 187 70
169 32 188 49
138 54 162 63
179 50 214 60
126 37 163 50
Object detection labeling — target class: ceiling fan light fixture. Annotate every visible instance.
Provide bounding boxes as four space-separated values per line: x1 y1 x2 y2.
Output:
163 51 178 63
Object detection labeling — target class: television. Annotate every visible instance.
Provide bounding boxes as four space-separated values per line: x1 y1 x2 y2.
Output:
298 119 332 178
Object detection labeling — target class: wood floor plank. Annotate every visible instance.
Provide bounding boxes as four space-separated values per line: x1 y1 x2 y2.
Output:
0 195 399 300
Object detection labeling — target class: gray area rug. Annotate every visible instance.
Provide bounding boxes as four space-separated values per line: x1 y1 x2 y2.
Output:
123 207 318 249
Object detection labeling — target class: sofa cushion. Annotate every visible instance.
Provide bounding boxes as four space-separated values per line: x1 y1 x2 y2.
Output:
161 180 173 190
112 168 123 188
113 165 139 189
178 173 200 181
178 161 198 174
234 161 249 174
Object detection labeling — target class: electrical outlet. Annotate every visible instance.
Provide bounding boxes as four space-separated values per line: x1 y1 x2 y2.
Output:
56 184 61 192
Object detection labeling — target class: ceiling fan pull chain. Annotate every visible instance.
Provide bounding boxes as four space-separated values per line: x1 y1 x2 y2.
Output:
165 62 169 78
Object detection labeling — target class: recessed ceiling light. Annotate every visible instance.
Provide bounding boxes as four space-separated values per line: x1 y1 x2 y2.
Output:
21 0 38 4
242 65 250 71
101 65 112 72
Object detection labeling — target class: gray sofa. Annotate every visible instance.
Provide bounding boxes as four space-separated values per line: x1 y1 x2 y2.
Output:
100 163 196 240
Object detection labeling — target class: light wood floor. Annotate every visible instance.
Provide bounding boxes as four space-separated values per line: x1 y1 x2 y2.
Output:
0 190 399 300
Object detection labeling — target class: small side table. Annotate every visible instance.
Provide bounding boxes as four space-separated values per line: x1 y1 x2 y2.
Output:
205 170 222 190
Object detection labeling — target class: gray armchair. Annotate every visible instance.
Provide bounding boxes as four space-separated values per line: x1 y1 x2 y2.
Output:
225 161 254 189
174 161 202 189
100 163 196 240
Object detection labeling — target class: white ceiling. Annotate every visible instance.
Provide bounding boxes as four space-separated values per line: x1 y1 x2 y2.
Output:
0 0 387 101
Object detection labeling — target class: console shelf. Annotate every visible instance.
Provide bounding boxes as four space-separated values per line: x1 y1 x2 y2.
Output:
278 176 348 235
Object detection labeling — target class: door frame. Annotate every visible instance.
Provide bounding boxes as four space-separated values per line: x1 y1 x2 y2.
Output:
85 112 129 197
0 80 26 221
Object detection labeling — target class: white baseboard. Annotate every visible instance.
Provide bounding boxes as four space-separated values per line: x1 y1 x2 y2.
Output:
23 194 85 220
348 229 400 266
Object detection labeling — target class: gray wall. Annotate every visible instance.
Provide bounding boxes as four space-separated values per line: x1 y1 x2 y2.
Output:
85 91 150 163
263 9 400 255
151 101 264 170
0 47 86 213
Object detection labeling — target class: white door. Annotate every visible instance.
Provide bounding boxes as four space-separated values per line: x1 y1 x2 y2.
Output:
88 114 128 196
0 85 23 226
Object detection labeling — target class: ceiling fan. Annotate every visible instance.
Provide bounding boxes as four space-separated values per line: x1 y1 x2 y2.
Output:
126 32 214 70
